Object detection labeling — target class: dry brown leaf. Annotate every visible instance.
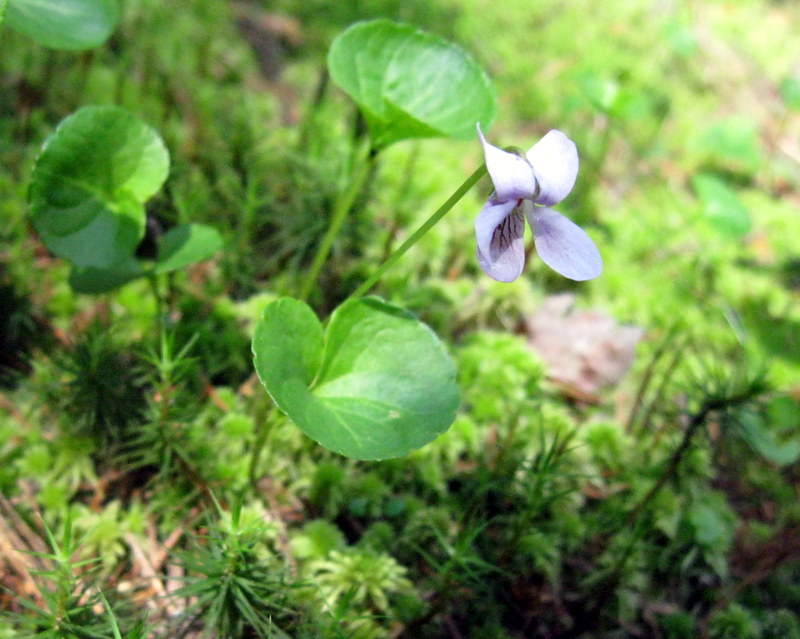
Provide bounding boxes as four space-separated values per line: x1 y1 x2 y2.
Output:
526 294 644 396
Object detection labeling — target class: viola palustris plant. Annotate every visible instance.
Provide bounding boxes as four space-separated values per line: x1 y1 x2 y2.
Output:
4 5 799 639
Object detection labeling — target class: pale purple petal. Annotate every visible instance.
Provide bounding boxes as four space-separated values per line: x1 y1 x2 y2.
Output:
475 198 525 282
477 124 537 202
525 130 579 206
525 205 602 281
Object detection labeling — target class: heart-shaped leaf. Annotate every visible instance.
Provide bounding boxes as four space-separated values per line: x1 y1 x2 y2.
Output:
253 297 459 460
6 0 119 50
154 223 224 274
30 105 169 269
328 19 496 149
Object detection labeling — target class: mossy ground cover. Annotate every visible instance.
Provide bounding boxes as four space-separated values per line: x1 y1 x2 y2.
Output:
1 1 799 637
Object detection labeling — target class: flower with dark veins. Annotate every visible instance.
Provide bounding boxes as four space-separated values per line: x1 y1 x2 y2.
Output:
475 124 602 282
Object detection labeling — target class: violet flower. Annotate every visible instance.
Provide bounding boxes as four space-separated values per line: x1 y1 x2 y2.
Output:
475 124 602 282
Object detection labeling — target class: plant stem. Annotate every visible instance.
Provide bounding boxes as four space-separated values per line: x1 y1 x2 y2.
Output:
147 273 164 324
558 388 762 639
248 405 276 490
298 67 330 150
625 401 713 526
299 150 375 301
350 163 486 299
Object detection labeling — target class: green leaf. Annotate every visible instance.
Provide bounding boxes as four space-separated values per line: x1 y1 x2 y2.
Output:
328 19 496 149
30 105 169 269
290 520 346 560
663 20 698 58
253 297 459 460
695 117 761 175
692 173 751 239
738 407 800 467
687 491 736 578
578 73 620 114
6 0 119 50
0 0 8 27
688 497 734 551
780 77 800 111
154 223 223 274
69 257 145 294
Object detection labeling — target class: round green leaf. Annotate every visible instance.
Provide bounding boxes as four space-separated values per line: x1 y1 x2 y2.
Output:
253 297 459 460
328 19 496 149
154 223 223 274
6 0 119 50
30 106 169 269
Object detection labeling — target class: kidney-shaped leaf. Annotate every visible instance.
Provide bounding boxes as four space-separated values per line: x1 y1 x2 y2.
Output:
30 105 169 269
154 223 223 274
253 297 459 460
328 19 496 149
6 0 119 50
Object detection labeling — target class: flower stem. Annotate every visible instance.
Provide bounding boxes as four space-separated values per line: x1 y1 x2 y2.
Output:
299 149 375 302
248 407 274 490
350 163 486 299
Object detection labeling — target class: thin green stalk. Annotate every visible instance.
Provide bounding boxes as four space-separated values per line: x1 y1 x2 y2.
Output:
560 387 765 639
147 272 164 325
298 67 330 150
350 163 486 299
248 407 277 490
299 151 375 301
